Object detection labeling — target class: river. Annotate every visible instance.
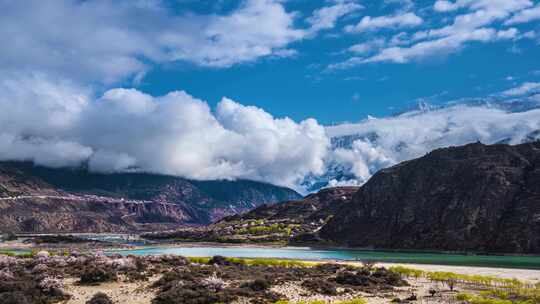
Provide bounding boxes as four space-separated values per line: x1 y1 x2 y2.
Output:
112 245 540 269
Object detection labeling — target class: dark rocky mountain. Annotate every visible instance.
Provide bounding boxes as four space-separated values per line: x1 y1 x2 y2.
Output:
224 186 357 224
143 186 358 244
0 162 300 233
320 141 540 254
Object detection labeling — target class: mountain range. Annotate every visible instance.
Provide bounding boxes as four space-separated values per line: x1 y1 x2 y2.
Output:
0 162 300 233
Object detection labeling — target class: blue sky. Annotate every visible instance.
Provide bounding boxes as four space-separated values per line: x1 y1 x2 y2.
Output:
131 0 540 124
1 0 540 190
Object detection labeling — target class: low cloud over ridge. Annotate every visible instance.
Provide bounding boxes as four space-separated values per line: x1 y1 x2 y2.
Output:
0 75 329 190
322 103 540 188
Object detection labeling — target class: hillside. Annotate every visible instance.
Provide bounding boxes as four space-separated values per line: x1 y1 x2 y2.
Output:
142 186 358 244
320 141 540 254
0 162 300 233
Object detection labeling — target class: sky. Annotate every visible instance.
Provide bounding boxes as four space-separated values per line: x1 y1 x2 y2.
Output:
135 0 540 123
1 0 540 192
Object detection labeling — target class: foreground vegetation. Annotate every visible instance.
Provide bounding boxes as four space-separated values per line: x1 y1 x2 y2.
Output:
2 250 539 304
0 251 405 304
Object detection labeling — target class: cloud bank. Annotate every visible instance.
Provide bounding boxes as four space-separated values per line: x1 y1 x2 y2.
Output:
0 75 329 190
1 71 540 192
321 102 540 188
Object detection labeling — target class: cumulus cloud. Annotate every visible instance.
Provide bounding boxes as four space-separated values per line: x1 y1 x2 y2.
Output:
0 75 329 190
344 12 423 33
321 105 540 186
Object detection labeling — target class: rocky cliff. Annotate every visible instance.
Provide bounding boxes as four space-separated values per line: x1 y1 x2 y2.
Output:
320 141 540 254
0 162 300 233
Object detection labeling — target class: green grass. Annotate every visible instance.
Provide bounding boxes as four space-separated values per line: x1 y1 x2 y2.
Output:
273 298 366 304
389 266 527 289
224 257 315 267
0 249 33 257
187 256 211 264
235 223 294 236
187 256 315 267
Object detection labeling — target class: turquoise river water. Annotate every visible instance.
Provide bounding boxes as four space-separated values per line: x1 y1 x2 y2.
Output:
113 246 540 269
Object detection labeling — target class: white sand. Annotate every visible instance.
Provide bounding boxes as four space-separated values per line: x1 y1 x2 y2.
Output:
378 262 540 283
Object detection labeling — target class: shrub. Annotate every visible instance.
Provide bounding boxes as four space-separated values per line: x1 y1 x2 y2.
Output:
201 273 226 292
0 292 32 304
152 283 237 304
242 278 271 291
302 279 338 295
0 270 15 281
86 292 113 304
38 277 63 293
208 255 232 266
79 267 117 285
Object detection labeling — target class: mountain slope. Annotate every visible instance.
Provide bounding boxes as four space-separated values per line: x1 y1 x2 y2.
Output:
0 162 301 233
320 141 540 254
143 186 358 243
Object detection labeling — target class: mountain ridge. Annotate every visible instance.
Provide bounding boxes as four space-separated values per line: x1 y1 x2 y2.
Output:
0 161 301 233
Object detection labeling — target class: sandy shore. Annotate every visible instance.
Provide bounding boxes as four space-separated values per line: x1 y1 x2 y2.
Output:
377 262 540 283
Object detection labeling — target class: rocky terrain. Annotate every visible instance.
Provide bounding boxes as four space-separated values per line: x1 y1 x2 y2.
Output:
150 141 540 254
142 187 358 244
320 141 540 254
0 162 300 233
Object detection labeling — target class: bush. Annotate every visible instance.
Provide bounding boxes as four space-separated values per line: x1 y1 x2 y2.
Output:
302 279 338 295
208 255 230 265
86 292 113 304
242 278 271 291
79 267 117 285
201 273 226 292
0 291 32 304
152 283 237 304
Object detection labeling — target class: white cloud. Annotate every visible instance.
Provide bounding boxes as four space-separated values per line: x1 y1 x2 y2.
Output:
434 0 532 13
333 0 529 69
0 75 329 190
0 134 93 169
324 105 540 185
422 0 531 40
497 28 519 39
306 0 363 33
344 12 423 33
502 82 540 96
331 28 513 68
506 4 540 24
0 0 308 84
348 39 386 54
